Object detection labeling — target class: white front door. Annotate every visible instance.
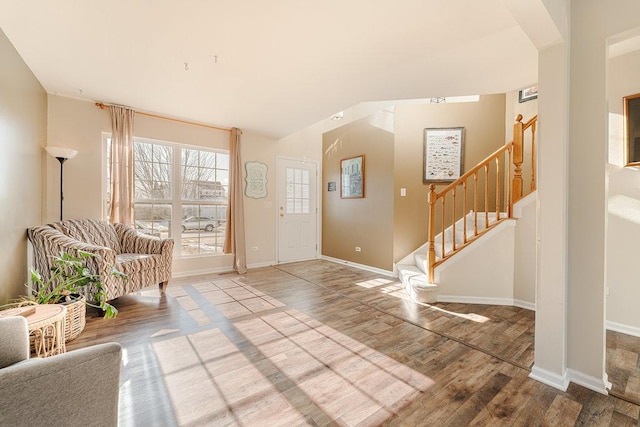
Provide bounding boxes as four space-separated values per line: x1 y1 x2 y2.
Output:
277 158 318 263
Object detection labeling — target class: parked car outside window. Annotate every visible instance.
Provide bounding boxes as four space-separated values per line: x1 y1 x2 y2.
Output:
135 220 161 237
182 216 218 232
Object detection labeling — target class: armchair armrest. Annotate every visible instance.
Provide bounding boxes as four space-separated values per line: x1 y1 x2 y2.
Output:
0 342 122 427
0 317 29 369
114 223 174 256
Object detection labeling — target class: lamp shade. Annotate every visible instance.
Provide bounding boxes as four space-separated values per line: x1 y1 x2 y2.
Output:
45 146 78 159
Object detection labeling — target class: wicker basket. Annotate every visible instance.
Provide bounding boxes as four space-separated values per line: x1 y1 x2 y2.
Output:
62 295 86 342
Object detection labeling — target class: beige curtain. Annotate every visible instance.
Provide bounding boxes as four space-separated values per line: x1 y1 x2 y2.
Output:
108 105 135 226
224 128 247 273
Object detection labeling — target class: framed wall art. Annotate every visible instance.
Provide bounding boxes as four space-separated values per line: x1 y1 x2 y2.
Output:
244 161 268 198
341 155 364 198
423 127 465 183
518 85 538 103
624 93 640 166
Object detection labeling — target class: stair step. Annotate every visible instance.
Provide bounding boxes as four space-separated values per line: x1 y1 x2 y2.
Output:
414 252 428 274
396 264 439 303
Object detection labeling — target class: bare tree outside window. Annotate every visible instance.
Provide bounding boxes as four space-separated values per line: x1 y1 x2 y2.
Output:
180 147 229 255
134 143 172 201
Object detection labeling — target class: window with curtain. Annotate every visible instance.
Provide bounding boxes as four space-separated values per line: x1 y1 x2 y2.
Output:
104 135 229 257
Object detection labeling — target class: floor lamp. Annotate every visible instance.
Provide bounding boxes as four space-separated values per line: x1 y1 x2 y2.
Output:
45 146 78 221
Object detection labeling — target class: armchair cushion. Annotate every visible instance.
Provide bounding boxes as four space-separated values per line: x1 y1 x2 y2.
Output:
0 317 122 427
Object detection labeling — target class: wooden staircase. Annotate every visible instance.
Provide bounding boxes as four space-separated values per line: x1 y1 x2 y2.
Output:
397 114 538 303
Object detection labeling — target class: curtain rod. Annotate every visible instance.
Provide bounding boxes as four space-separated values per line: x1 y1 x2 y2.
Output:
95 102 232 133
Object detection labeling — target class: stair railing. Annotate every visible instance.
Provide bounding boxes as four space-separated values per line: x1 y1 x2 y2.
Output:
427 114 537 282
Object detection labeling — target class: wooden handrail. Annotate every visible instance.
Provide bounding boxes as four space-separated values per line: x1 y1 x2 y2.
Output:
426 115 537 283
432 144 513 201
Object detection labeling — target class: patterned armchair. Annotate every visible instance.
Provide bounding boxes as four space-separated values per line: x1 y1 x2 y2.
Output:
28 219 174 300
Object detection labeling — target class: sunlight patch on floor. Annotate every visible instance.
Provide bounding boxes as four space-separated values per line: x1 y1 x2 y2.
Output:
235 309 435 425
152 328 307 426
355 278 394 289
426 304 490 323
354 277 491 324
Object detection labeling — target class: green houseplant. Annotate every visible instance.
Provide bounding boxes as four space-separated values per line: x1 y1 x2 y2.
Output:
3 251 125 320
28 251 124 319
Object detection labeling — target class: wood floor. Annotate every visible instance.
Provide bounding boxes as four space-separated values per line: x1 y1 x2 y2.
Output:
608 330 640 405
68 260 639 426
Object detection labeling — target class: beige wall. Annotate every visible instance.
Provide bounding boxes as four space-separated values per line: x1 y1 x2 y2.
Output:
606 49 640 331
393 94 506 262
46 96 110 221
46 95 281 274
0 28 47 304
322 110 395 271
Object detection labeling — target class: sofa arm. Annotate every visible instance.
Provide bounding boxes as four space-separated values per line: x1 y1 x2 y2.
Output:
0 317 29 369
0 342 122 427
114 223 174 256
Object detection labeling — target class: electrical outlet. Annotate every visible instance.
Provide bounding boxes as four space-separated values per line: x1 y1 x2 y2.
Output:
355 246 361 252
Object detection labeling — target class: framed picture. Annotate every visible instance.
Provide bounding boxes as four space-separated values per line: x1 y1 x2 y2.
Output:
341 155 364 198
624 93 640 166
423 127 465 183
518 85 538 103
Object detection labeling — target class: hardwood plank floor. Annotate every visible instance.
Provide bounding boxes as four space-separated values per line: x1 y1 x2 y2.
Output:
607 330 640 405
67 260 638 426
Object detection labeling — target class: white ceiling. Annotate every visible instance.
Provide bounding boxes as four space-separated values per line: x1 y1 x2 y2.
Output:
0 1 539 138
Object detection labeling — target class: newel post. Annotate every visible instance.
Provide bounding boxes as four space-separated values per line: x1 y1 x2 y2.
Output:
427 184 437 283
512 114 524 203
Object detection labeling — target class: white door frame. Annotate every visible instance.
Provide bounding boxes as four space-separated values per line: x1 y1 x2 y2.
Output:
275 156 321 264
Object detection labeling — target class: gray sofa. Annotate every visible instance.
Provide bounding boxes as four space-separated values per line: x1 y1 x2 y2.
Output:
28 219 174 301
0 316 122 426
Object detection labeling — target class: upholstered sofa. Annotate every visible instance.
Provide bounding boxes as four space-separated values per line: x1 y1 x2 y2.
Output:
28 219 174 301
0 316 122 426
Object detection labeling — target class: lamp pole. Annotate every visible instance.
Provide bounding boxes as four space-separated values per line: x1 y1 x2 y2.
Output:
56 157 67 221
45 146 78 221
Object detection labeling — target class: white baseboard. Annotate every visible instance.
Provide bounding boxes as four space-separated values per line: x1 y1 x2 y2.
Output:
566 368 610 395
248 261 276 269
172 266 233 278
435 295 535 311
437 295 515 306
529 365 569 391
321 255 394 277
606 320 640 337
514 299 536 311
